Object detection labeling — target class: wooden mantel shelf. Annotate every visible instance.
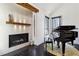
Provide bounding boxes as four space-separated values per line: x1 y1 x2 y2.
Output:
17 3 39 13
6 21 31 26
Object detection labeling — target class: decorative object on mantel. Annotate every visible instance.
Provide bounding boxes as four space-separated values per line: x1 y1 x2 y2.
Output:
6 14 31 26
8 14 14 22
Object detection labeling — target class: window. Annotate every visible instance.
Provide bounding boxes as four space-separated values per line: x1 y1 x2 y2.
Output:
44 16 49 35
52 16 61 30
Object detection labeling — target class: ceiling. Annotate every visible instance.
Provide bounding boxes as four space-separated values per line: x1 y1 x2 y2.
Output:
33 3 63 16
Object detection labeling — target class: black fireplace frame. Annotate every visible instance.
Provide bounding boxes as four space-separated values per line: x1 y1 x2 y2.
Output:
9 33 29 48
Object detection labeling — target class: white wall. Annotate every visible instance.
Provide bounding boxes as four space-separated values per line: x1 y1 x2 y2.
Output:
34 12 45 45
0 3 32 55
51 3 79 44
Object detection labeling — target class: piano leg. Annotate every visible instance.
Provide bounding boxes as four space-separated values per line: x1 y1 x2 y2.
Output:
71 38 75 45
62 42 65 56
71 40 74 45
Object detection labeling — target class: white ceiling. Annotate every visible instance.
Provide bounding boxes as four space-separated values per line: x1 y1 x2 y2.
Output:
33 3 63 16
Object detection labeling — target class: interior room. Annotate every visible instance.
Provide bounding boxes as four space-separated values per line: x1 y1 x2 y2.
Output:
0 3 79 56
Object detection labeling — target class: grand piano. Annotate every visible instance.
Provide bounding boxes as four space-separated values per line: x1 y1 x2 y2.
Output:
53 25 78 56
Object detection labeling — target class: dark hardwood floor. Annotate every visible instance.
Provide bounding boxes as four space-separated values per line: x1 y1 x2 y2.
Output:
3 44 55 56
3 43 79 56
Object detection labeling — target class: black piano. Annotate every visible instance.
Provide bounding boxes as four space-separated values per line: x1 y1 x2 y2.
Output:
54 25 78 56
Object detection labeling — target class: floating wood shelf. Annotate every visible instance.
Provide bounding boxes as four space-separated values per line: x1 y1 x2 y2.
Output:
6 21 31 26
17 3 39 13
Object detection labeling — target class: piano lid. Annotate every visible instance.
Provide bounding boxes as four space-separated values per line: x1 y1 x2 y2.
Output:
56 25 76 30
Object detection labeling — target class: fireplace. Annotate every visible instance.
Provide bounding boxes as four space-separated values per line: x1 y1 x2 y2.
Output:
9 33 29 47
